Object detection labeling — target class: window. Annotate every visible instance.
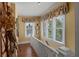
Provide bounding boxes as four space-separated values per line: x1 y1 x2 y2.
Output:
54 15 65 44
25 22 35 37
43 20 48 37
42 15 65 44
48 20 53 38
26 24 33 36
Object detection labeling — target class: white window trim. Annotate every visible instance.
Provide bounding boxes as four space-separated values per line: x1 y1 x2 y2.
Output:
53 15 65 44
48 20 53 38
25 22 35 37
43 20 48 37
42 15 65 45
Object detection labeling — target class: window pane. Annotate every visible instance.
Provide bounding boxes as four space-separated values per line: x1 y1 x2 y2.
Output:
48 21 52 38
56 18 63 28
26 23 33 36
56 29 63 42
43 21 46 36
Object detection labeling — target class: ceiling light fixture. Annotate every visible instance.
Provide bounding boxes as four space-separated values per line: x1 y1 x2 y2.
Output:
37 2 40 5
32 6 34 7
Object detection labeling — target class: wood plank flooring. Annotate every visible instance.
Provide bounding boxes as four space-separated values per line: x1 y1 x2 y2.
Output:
17 43 38 57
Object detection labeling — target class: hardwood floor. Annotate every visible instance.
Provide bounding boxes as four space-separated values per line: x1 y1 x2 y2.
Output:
17 43 38 57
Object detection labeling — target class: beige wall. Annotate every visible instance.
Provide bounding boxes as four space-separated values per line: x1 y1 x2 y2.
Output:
18 16 41 43
65 3 75 53
18 16 29 43
35 18 41 39
41 3 75 54
18 3 75 54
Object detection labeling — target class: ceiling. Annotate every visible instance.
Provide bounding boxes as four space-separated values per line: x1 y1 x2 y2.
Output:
15 2 61 16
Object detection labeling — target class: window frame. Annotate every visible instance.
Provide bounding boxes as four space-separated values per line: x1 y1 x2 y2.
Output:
53 15 65 44
42 15 65 45
48 19 53 38
25 22 35 37
42 19 48 37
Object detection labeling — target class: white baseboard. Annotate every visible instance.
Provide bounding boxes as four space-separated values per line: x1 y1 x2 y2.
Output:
18 41 30 44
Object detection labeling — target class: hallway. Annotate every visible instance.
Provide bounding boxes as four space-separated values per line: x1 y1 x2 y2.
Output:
0 2 79 57
17 43 38 57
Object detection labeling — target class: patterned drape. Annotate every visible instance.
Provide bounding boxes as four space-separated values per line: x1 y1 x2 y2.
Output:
41 3 69 20
0 2 17 57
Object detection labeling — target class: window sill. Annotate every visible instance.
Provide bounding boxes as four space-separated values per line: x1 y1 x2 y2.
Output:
41 37 64 49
